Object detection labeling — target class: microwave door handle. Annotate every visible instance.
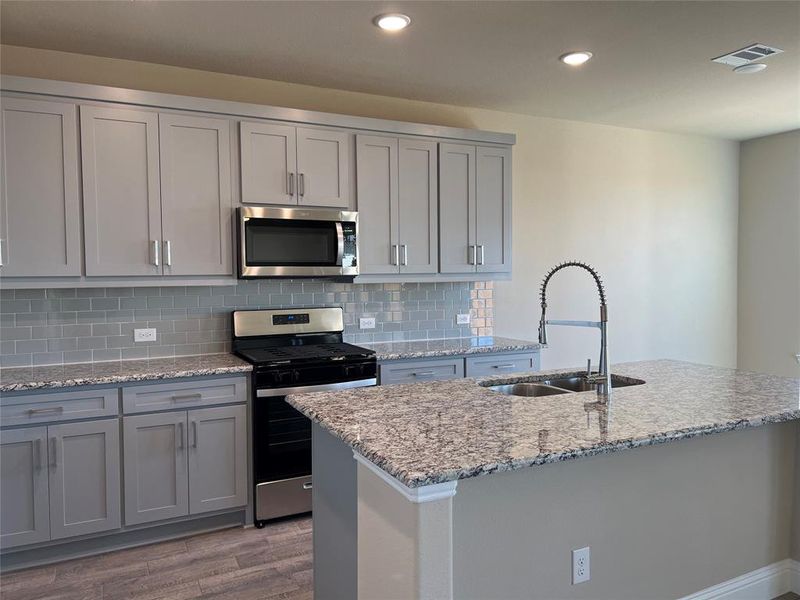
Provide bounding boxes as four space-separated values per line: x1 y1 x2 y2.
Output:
335 222 345 266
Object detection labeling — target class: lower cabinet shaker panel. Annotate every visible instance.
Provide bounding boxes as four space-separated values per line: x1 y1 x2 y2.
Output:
0 427 50 549
123 412 189 525
48 419 121 540
188 405 247 514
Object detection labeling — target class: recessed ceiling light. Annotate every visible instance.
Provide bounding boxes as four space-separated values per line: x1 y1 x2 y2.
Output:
733 63 768 74
559 51 593 66
374 13 411 32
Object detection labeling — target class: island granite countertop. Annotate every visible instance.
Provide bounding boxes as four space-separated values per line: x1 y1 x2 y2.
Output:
286 359 800 488
0 353 252 393
361 336 541 361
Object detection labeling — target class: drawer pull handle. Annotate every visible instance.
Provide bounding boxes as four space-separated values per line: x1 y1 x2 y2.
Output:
413 371 436 377
492 364 517 370
173 393 202 402
28 406 64 416
302 482 313 490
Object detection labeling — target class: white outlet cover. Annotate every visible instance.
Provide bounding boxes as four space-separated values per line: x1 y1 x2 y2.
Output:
134 328 157 343
572 547 590 584
359 317 376 330
456 314 471 325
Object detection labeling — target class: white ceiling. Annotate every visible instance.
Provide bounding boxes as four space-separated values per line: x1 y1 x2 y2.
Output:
1 0 798 140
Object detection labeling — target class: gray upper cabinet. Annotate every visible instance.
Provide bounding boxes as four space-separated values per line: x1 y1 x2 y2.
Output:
476 146 512 273
356 135 438 275
0 427 50 549
439 143 511 274
296 127 351 208
81 105 162 277
398 139 438 274
438 143 476 273
239 121 297 205
0 97 81 277
47 419 121 540
188 405 247 514
356 135 398 275
123 411 189 526
159 114 233 276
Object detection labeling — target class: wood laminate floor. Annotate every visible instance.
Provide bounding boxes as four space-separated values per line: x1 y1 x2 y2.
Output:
0 516 312 600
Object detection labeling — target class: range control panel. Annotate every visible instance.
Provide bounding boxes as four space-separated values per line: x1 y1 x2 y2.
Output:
272 313 310 326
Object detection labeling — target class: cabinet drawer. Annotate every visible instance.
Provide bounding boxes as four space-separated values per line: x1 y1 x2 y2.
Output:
1 388 119 427
465 353 539 378
122 376 247 414
379 359 464 385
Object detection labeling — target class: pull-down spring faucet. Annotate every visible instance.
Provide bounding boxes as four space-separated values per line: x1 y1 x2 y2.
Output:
538 261 612 397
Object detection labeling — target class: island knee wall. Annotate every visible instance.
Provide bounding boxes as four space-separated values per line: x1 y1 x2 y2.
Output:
451 422 796 600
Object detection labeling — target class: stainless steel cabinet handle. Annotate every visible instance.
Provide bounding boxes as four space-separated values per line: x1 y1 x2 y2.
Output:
401 244 408 266
492 364 517 370
302 482 313 490
413 371 436 377
478 245 485 265
164 240 172 267
468 245 476 265
28 406 64 416
299 173 305 197
173 393 202 402
0 239 4 267
151 240 160 267
49 437 58 467
176 421 184 450
391 245 399 266
191 420 198 448
34 438 43 470
288 172 295 196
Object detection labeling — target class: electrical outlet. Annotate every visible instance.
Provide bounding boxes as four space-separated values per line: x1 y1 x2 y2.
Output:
133 328 157 343
359 317 376 330
456 313 471 325
572 547 590 584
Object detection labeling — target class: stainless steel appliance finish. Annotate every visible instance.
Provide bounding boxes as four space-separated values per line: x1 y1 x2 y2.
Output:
232 307 376 526
538 261 612 397
238 206 359 278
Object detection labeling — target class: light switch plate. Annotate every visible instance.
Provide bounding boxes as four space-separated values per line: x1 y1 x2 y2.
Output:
359 317 376 330
456 314 471 325
134 328 157 343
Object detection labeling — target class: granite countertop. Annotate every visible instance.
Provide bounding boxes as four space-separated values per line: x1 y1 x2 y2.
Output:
287 359 800 488
0 354 252 393
362 336 542 361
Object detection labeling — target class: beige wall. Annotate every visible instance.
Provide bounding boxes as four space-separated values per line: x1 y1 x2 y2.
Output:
453 423 796 600
1 45 740 369
738 129 800 378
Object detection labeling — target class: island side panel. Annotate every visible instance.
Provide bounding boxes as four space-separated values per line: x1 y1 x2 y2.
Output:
452 422 796 600
312 423 358 600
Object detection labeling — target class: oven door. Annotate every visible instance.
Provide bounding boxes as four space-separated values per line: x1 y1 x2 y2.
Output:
239 206 358 277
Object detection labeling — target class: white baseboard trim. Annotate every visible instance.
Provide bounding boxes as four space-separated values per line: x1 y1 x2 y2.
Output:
679 559 797 600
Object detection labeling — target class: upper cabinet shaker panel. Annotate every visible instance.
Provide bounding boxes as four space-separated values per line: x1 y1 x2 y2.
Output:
296 127 351 208
239 122 297 205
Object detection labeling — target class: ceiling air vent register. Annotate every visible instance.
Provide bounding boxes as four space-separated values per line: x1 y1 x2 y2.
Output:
712 44 784 67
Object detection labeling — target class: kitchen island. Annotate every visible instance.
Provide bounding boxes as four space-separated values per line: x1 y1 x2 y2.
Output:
287 360 800 600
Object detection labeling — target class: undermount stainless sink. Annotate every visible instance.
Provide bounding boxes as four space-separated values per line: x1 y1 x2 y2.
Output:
488 375 644 397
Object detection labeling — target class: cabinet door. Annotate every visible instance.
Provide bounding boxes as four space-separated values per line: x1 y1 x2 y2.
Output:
188 404 247 514
159 114 233 276
476 146 512 273
123 412 188 525
0 427 50 549
438 143 476 273
296 127 351 208
239 122 297 205
398 139 438 274
48 419 121 540
0 98 81 276
81 106 162 276
355 135 399 274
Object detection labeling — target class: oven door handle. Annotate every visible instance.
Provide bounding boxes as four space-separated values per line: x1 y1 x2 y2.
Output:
256 378 377 398
335 221 345 266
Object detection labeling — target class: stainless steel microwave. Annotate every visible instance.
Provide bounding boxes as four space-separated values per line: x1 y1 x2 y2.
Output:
238 206 359 278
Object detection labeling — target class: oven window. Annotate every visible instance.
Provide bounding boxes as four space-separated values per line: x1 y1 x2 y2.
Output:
245 219 339 266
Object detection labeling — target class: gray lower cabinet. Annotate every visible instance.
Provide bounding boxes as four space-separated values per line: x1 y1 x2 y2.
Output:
123 411 189 526
0 97 81 277
123 404 247 526
379 358 465 385
439 143 512 274
0 427 50 549
464 352 540 377
47 419 121 540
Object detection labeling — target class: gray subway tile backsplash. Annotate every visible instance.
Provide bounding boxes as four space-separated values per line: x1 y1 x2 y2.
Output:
0 280 493 367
